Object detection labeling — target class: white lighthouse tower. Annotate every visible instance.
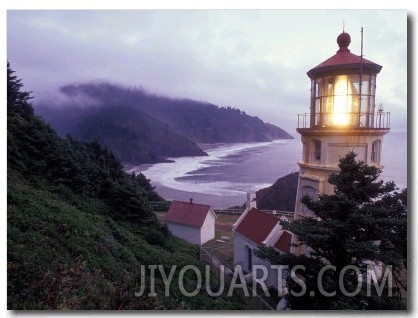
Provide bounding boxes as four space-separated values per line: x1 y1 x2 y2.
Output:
293 31 390 254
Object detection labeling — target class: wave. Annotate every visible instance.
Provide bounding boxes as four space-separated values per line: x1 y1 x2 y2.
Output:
128 140 293 197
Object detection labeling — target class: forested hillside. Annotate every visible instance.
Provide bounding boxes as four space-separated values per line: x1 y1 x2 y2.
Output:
69 104 207 164
37 82 293 164
7 63 248 310
256 172 298 212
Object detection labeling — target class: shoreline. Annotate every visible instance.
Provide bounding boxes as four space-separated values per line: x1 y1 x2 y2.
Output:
123 146 218 174
149 183 246 209
123 143 231 174
124 139 294 173
197 142 228 152
124 163 154 173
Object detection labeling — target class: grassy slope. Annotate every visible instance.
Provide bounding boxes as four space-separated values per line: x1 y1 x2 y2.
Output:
7 171 248 310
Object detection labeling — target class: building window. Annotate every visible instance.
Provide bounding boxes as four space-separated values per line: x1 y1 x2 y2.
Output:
312 140 321 162
301 185 318 217
246 245 253 272
371 140 380 163
303 142 309 163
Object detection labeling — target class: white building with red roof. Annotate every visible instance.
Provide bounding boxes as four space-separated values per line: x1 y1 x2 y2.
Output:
233 206 292 291
165 199 217 246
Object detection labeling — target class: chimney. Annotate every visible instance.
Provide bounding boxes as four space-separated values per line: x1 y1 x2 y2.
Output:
189 198 193 204
246 192 257 209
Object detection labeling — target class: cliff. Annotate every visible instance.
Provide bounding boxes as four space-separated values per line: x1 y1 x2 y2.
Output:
36 82 293 164
256 172 299 212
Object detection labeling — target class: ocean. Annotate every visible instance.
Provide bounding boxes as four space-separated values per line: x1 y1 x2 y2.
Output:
127 130 408 209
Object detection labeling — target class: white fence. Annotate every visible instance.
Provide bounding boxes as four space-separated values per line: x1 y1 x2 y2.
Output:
214 209 294 218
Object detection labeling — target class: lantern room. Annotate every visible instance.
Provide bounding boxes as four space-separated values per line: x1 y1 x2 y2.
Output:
298 31 390 130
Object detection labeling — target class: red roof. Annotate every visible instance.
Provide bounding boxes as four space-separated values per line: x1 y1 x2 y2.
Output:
274 231 292 254
235 208 280 245
307 32 382 78
165 200 214 228
312 50 376 69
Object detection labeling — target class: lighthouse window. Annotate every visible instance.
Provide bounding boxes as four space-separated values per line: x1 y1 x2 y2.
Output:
312 140 321 162
301 185 318 217
371 140 380 163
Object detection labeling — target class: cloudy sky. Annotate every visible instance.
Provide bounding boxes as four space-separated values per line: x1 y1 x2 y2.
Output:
7 9 407 134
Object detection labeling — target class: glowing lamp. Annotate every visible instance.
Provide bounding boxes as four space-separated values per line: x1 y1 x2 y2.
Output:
332 75 356 126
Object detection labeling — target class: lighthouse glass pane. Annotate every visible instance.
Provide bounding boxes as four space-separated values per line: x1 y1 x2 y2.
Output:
310 74 377 128
371 76 376 92
315 80 320 97
369 95 376 127
359 95 369 127
361 75 371 94
332 75 360 126
332 75 349 125
350 74 361 94
315 99 321 126
323 79 334 125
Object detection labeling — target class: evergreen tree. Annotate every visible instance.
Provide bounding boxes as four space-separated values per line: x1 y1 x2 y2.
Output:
7 62 163 222
258 152 407 310
7 61 34 117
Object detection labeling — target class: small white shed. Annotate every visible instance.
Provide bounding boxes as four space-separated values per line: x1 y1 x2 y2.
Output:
165 199 217 246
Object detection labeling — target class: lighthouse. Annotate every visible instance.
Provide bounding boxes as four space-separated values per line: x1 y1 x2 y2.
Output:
293 30 390 254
